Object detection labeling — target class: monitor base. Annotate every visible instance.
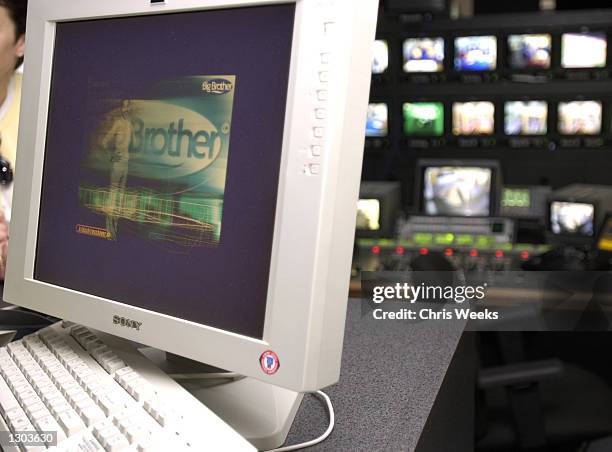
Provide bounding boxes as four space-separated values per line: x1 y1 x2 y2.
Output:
140 349 303 450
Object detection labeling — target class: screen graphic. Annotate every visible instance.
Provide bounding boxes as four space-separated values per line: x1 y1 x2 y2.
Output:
356 199 380 231
403 37 445 73
78 76 236 247
562 33 607 68
550 202 594 236
366 103 388 137
424 166 492 217
372 40 389 74
508 34 552 69
558 101 602 135
452 102 495 135
403 102 444 136
454 36 497 71
504 101 548 136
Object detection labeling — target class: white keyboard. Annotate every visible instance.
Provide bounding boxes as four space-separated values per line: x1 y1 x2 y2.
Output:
0 322 255 452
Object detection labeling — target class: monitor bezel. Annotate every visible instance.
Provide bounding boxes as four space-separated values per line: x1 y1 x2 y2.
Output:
5 0 378 392
547 199 597 238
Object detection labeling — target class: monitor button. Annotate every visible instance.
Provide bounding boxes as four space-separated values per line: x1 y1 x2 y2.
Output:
309 164 320 175
315 108 327 119
317 90 328 101
313 127 324 138
319 71 329 83
311 145 322 157
320 53 331 64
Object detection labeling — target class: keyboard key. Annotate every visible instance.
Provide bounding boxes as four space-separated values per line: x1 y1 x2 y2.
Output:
69 433 106 452
57 409 85 435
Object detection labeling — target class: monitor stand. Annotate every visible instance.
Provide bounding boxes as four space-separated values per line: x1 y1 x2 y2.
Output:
140 348 304 450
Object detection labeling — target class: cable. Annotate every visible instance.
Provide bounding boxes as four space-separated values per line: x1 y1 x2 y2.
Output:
264 390 334 452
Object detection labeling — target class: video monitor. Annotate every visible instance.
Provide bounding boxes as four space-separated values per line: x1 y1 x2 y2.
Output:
356 199 380 231
402 102 444 137
508 34 552 69
366 103 389 137
403 37 445 73
452 101 495 136
558 101 602 135
504 101 548 136
550 201 595 236
561 32 607 68
372 39 389 74
454 36 497 71
423 166 493 217
502 187 531 209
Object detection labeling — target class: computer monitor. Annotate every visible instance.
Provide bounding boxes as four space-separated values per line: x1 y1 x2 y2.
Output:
452 101 495 136
372 39 389 74
507 34 552 69
402 102 444 137
366 102 389 137
403 37 445 73
357 182 402 238
558 101 602 135
561 32 607 69
547 184 612 247
504 101 548 136
6 0 378 445
415 159 501 217
454 36 497 71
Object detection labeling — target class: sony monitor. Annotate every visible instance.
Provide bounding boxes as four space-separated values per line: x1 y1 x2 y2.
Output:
372 39 389 74
561 32 607 69
403 37 445 73
416 159 501 218
558 101 602 135
402 102 444 137
452 101 495 136
454 36 497 71
508 34 552 69
5 0 378 447
366 102 389 137
504 101 548 136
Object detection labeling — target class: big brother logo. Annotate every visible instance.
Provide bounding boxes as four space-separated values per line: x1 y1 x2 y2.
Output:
126 101 224 179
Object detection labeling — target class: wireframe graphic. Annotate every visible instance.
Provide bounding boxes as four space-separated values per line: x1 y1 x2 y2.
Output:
78 76 236 247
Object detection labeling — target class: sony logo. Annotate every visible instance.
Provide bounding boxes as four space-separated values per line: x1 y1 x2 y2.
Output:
113 315 142 331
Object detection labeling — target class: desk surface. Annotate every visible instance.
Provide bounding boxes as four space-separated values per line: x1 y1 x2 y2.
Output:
285 299 467 451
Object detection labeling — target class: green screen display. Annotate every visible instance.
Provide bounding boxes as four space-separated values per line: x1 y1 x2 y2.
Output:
403 102 444 137
502 188 531 208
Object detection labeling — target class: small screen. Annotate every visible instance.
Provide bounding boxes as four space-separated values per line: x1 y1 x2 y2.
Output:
403 37 445 73
356 199 380 231
366 103 388 137
403 102 444 137
502 188 531 208
508 34 552 69
423 166 492 217
550 201 595 236
454 36 497 71
504 101 548 136
597 217 612 251
562 33 607 69
558 101 602 135
372 40 389 74
452 102 495 136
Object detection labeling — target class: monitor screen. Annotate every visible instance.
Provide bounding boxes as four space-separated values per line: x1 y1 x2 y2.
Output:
502 188 531 209
33 6 296 340
403 102 444 136
508 34 552 69
366 103 389 137
562 32 607 69
356 199 380 231
504 101 548 136
372 39 389 74
423 166 492 217
550 201 595 236
454 36 497 71
452 102 495 136
558 101 602 135
403 37 445 73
